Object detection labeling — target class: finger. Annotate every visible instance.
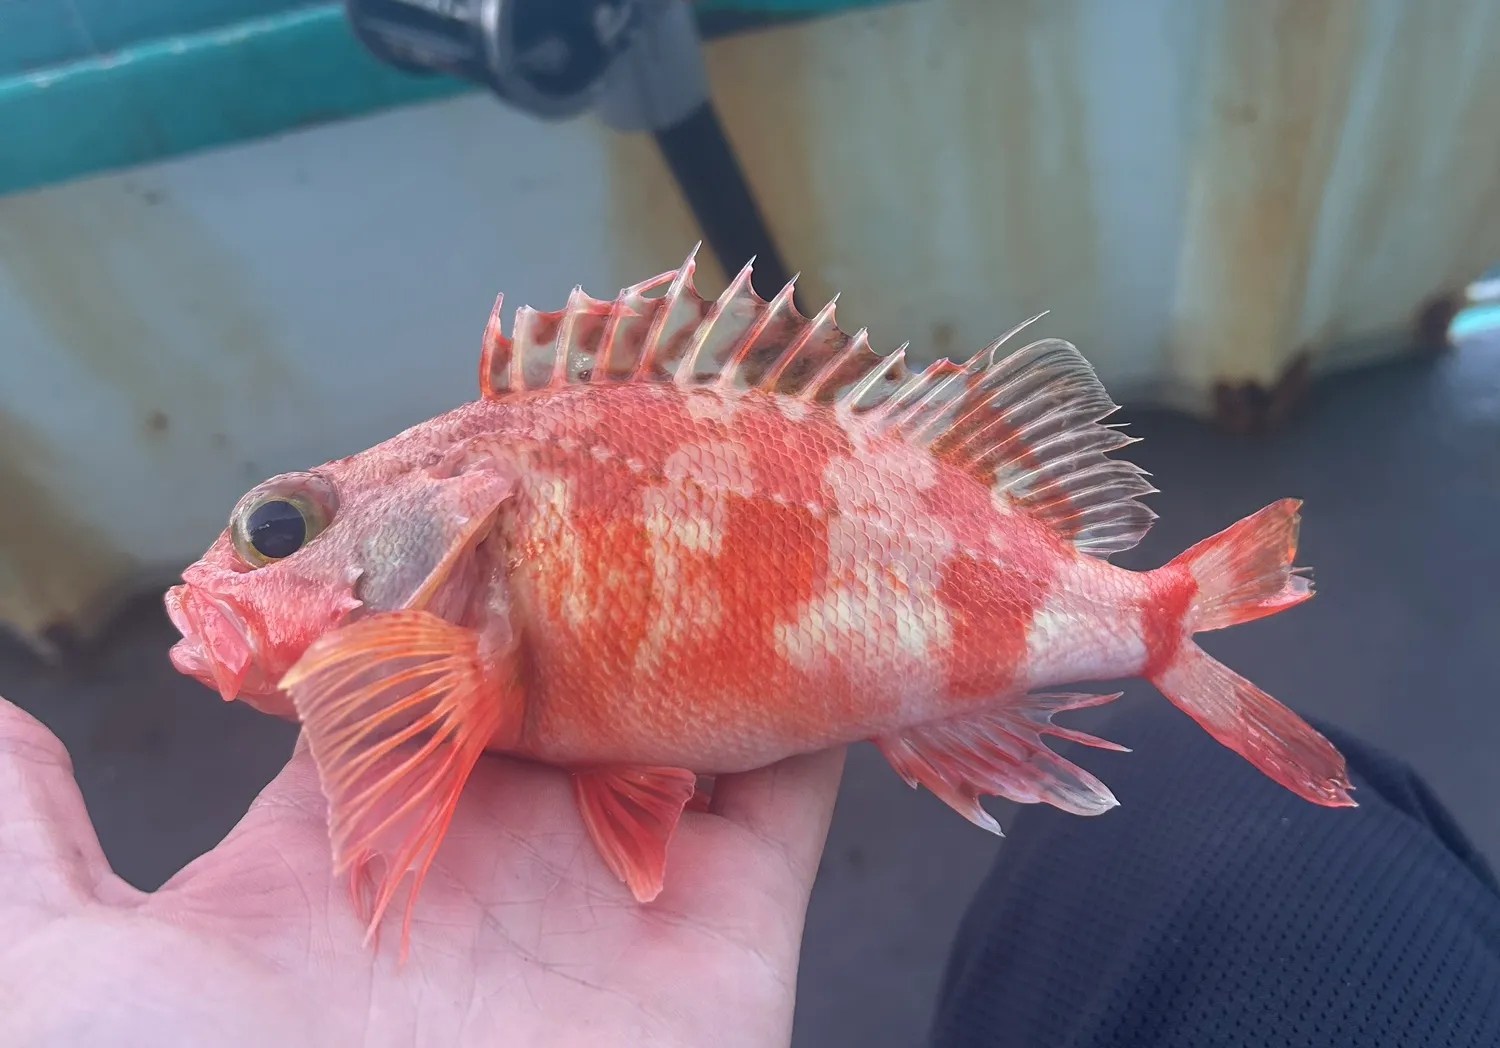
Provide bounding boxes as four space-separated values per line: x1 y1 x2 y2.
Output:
0 695 124 907
709 745 846 883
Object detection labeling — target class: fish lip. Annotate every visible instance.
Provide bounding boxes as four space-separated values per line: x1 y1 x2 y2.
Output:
165 583 257 702
164 585 214 688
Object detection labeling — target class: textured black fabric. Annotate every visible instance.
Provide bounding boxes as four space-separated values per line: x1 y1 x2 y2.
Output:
929 699 1500 1047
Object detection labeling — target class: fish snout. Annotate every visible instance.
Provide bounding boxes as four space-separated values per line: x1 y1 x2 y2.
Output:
164 583 257 702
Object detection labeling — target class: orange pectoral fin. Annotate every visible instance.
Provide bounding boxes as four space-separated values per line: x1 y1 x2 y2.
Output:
572 765 699 902
279 609 520 960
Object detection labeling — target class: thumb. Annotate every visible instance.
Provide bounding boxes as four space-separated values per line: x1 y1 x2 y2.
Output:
0 696 133 923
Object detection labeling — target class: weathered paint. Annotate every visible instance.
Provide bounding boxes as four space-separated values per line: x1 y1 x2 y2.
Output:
3 0 1499 649
1172 0 1500 392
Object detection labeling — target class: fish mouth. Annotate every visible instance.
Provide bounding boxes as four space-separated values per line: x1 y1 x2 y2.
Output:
165 584 260 703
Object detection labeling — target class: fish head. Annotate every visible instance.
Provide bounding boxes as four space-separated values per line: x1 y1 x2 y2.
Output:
166 442 515 718
166 467 359 719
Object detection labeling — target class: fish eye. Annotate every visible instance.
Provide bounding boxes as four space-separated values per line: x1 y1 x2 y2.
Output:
230 472 338 568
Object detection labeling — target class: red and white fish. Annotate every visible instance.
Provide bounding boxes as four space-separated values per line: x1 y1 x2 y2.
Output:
166 248 1353 955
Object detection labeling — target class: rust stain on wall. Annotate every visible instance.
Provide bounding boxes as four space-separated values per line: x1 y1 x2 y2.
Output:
1168 0 1365 395
1211 350 1312 436
1413 291 1462 355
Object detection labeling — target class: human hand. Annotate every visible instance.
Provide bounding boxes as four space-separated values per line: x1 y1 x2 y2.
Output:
0 697 844 1047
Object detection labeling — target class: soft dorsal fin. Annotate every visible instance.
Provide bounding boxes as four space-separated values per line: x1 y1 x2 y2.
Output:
871 333 1159 557
476 247 1156 557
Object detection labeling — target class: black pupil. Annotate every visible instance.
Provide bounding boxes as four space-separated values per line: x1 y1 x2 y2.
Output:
246 499 307 560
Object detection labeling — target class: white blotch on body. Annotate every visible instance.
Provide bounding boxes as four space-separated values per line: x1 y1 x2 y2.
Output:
771 430 954 722
1021 556 1147 687
634 440 753 674
990 489 1018 516
519 473 596 630
774 395 812 422
640 440 756 556
685 391 739 425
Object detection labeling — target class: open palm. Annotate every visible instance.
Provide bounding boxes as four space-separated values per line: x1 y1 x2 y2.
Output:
0 697 844 1047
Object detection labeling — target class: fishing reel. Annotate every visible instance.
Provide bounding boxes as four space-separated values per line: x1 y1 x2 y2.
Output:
344 0 649 121
343 0 794 298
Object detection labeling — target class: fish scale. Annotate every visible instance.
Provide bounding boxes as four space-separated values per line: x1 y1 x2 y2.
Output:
165 247 1355 962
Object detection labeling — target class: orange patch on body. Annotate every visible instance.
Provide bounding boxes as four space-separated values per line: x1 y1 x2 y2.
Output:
935 548 1049 702
641 494 836 740
912 453 1077 706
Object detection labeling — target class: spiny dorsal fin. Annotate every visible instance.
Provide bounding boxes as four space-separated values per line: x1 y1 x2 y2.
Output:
477 244 896 401
476 248 1156 557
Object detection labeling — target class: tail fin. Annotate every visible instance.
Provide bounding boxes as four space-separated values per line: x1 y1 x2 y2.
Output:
1149 499 1355 807
1172 498 1313 632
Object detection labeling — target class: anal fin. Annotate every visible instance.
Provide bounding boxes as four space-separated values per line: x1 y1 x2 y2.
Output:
572 765 699 902
875 692 1127 832
279 609 520 960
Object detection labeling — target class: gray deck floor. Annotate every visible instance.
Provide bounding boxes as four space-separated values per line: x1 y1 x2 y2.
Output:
3 329 1496 1047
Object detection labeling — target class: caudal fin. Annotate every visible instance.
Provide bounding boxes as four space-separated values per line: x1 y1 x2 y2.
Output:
1172 497 1314 631
1150 499 1355 807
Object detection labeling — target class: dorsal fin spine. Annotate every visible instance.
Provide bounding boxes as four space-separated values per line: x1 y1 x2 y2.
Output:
677 257 755 387
802 326 870 403
884 358 971 432
717 275 797 389
839 342 908 412
509 307 534 392
550 288 585 387
909 357 990 445
478 293 508 398
985 312 1051 365
592 289 632 383
763 294 839 392
635 249 697 380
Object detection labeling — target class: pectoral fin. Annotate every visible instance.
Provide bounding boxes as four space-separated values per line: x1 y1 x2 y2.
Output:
280 609 521 959
572 765 699 902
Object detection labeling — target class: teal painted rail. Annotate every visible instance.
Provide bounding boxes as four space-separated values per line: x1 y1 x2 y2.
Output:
0 0 900 198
